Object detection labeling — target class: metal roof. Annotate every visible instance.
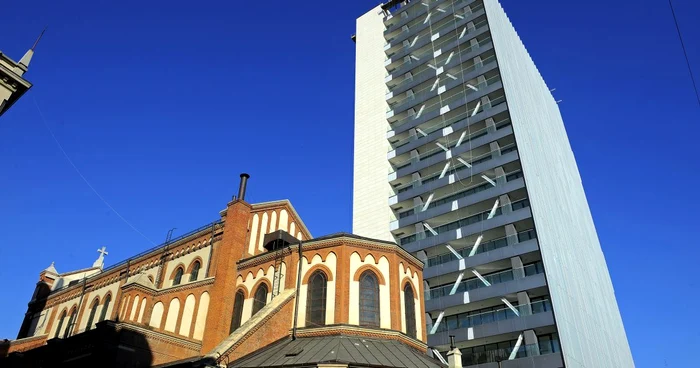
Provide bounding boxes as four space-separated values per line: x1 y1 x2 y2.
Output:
229 335 445 368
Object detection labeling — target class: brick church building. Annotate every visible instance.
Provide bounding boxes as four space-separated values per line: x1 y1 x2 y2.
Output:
1 175 455 368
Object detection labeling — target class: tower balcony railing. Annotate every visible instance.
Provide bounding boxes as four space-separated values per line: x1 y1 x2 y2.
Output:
461 343 547 366
389 82 502 139
398 197 529 246
387 57 498 115
388 95 506 154
426 228 535 268
386 2 485 60
388 74 501 130
384 0 438 35
426 261 544 300
393 141 516 195
385 0 477 37
386 17 488 72
386 0 483 54
388 52 496 105
429 298 552 335
387 37 493 95
390 116 509 171
387 23 490 78
396 168 521 219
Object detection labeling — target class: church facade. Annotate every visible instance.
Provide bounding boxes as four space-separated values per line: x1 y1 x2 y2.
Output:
2 175 448 368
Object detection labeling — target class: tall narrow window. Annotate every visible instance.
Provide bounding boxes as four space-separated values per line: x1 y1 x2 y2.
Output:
54 311 66 338
229 290 245 333
252 284 268 316
359 271 380 327
86 298 100 331
99 294 111 322
190 261 201 282
173 268 184 286
404 284 417 338
64 309 77 338
306 271 327 327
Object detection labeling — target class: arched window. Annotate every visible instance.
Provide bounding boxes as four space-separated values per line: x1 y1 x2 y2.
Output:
86 298 100 331
252 284 268 316
359 271 380 327
229 290 245 333
190 261 201 282
173 268 184 286
64 309 77 338
404 284 417 338
54 310 67 338
306 271 327 327
99 294 111 322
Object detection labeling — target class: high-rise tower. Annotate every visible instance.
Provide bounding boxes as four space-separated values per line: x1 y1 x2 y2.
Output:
352 0 634 367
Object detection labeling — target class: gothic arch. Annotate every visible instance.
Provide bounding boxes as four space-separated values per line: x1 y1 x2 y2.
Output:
169 263 187 280
401 277 418 296
352 265 386 285
250 278 272 299
302 264 334 284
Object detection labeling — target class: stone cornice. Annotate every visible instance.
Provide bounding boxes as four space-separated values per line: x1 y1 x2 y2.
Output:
122 277 215 296
237 236 424 270
6 334 48 346
296 325 428 352
112 322 201 351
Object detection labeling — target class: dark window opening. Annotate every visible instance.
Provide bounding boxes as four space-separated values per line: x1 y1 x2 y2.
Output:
359 271 380 327
306 271 327 327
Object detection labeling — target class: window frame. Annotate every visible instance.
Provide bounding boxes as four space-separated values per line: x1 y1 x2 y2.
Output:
54 310 67 338
305 271 327 327
189 261 201 282
358 271 380 328
403 283 417 338
229 290 245 333
252 284 268 316
86 298 100 331
99 294 111 322
64 309 77 338
173 267 184 286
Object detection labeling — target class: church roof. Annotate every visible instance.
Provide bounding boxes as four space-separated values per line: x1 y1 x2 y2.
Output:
123 272 155 289
228 334 445 368
43 262 58 275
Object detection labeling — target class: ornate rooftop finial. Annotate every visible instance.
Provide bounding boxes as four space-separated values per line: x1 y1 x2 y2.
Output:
93 246 108 269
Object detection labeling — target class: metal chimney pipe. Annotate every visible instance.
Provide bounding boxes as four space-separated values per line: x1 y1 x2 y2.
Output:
237 173 250 201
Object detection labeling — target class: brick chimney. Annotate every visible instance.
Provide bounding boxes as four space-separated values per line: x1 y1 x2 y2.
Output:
200 175 253 352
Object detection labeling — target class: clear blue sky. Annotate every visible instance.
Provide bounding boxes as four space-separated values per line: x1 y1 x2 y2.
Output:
1 0 698 365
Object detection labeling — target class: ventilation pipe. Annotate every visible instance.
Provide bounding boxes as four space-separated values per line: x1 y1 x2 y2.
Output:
237 173 250 201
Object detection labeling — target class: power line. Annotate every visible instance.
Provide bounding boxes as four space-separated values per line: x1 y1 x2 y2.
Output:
32 96 157 245
669 0 700 107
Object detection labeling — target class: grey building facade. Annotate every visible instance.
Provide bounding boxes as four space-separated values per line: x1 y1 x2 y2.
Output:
352 0 634 367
